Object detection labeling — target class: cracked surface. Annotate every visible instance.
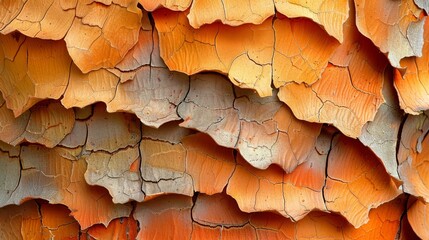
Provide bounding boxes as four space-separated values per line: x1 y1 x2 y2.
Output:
0 200 42 239
0 200 81 240
0 144 132 229
324 135 401 228
145 0 348 43
61 64 120 109
153 9 274 96
140 130 234 198
273 14 339 88
16 101 75 148
227 129 329 221
178 73 321 172
0 98 75 148
358 69 403 180
153 9 342 97
107 66 189 128
64 0 142 73
182 133 235 195
0 95 30 145
394 17 429 114
278 8 386 138
140 138 193 197
0 103 420 236
131 192 406 239
0 34 71 116
397 111 429 202
274 0 349 42
39 202 80 239
61 27 189 128
85 145 145 203
0 0 75 40
134 194 193 239
354 0 425 68
0 1 428 237
188 0 274 28
0 0 143 73
86 103 141 153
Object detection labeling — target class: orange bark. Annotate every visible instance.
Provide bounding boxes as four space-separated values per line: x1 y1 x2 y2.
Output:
395 17 429 114
354 0 424 67
0 0 428 238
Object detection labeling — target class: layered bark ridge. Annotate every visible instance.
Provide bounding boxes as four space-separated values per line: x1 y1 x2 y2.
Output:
0 0 428 238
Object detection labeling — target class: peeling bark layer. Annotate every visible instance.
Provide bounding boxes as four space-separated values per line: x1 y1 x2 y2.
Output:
0 0 428 238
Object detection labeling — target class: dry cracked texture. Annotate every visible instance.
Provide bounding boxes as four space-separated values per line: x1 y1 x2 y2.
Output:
86 103 141 153
65 0 142 72
0 96 75 148
154 9 341 97
324 134 401 228
153 9 274 97
85 145 145 203
60 14 154 109
252 196 406 239
178 73 321 172
39 202 81 239
0 105 419 236
0 33 71 116
140 138 194 197
354 0 425 68
139 125 328 221
395 17 429 115
187 0 274 28
0 12 155 118
0 1 428 237
0 0 75 40
107 66 189 128
140 131 235 198
225 128 332 222
134 194 193 239
0 193 408 239
0 143 132 229
146 0 347 44
227 132 328 221
132 192 406 239
86 121 234 202
275 0 349 42
278 8 387 138
273 14 339 88
15 101 75 148
358 70 403 180
85 121 233 203
397 111 429 202
61 28 189 128
0 95 30 145
0 0 143 73
0 200 81 240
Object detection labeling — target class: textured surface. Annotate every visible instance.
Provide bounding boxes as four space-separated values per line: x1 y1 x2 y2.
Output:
275 0 349 42
0 0 428 238
354 0 424 68
395 18 429 114
278 10 386 138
